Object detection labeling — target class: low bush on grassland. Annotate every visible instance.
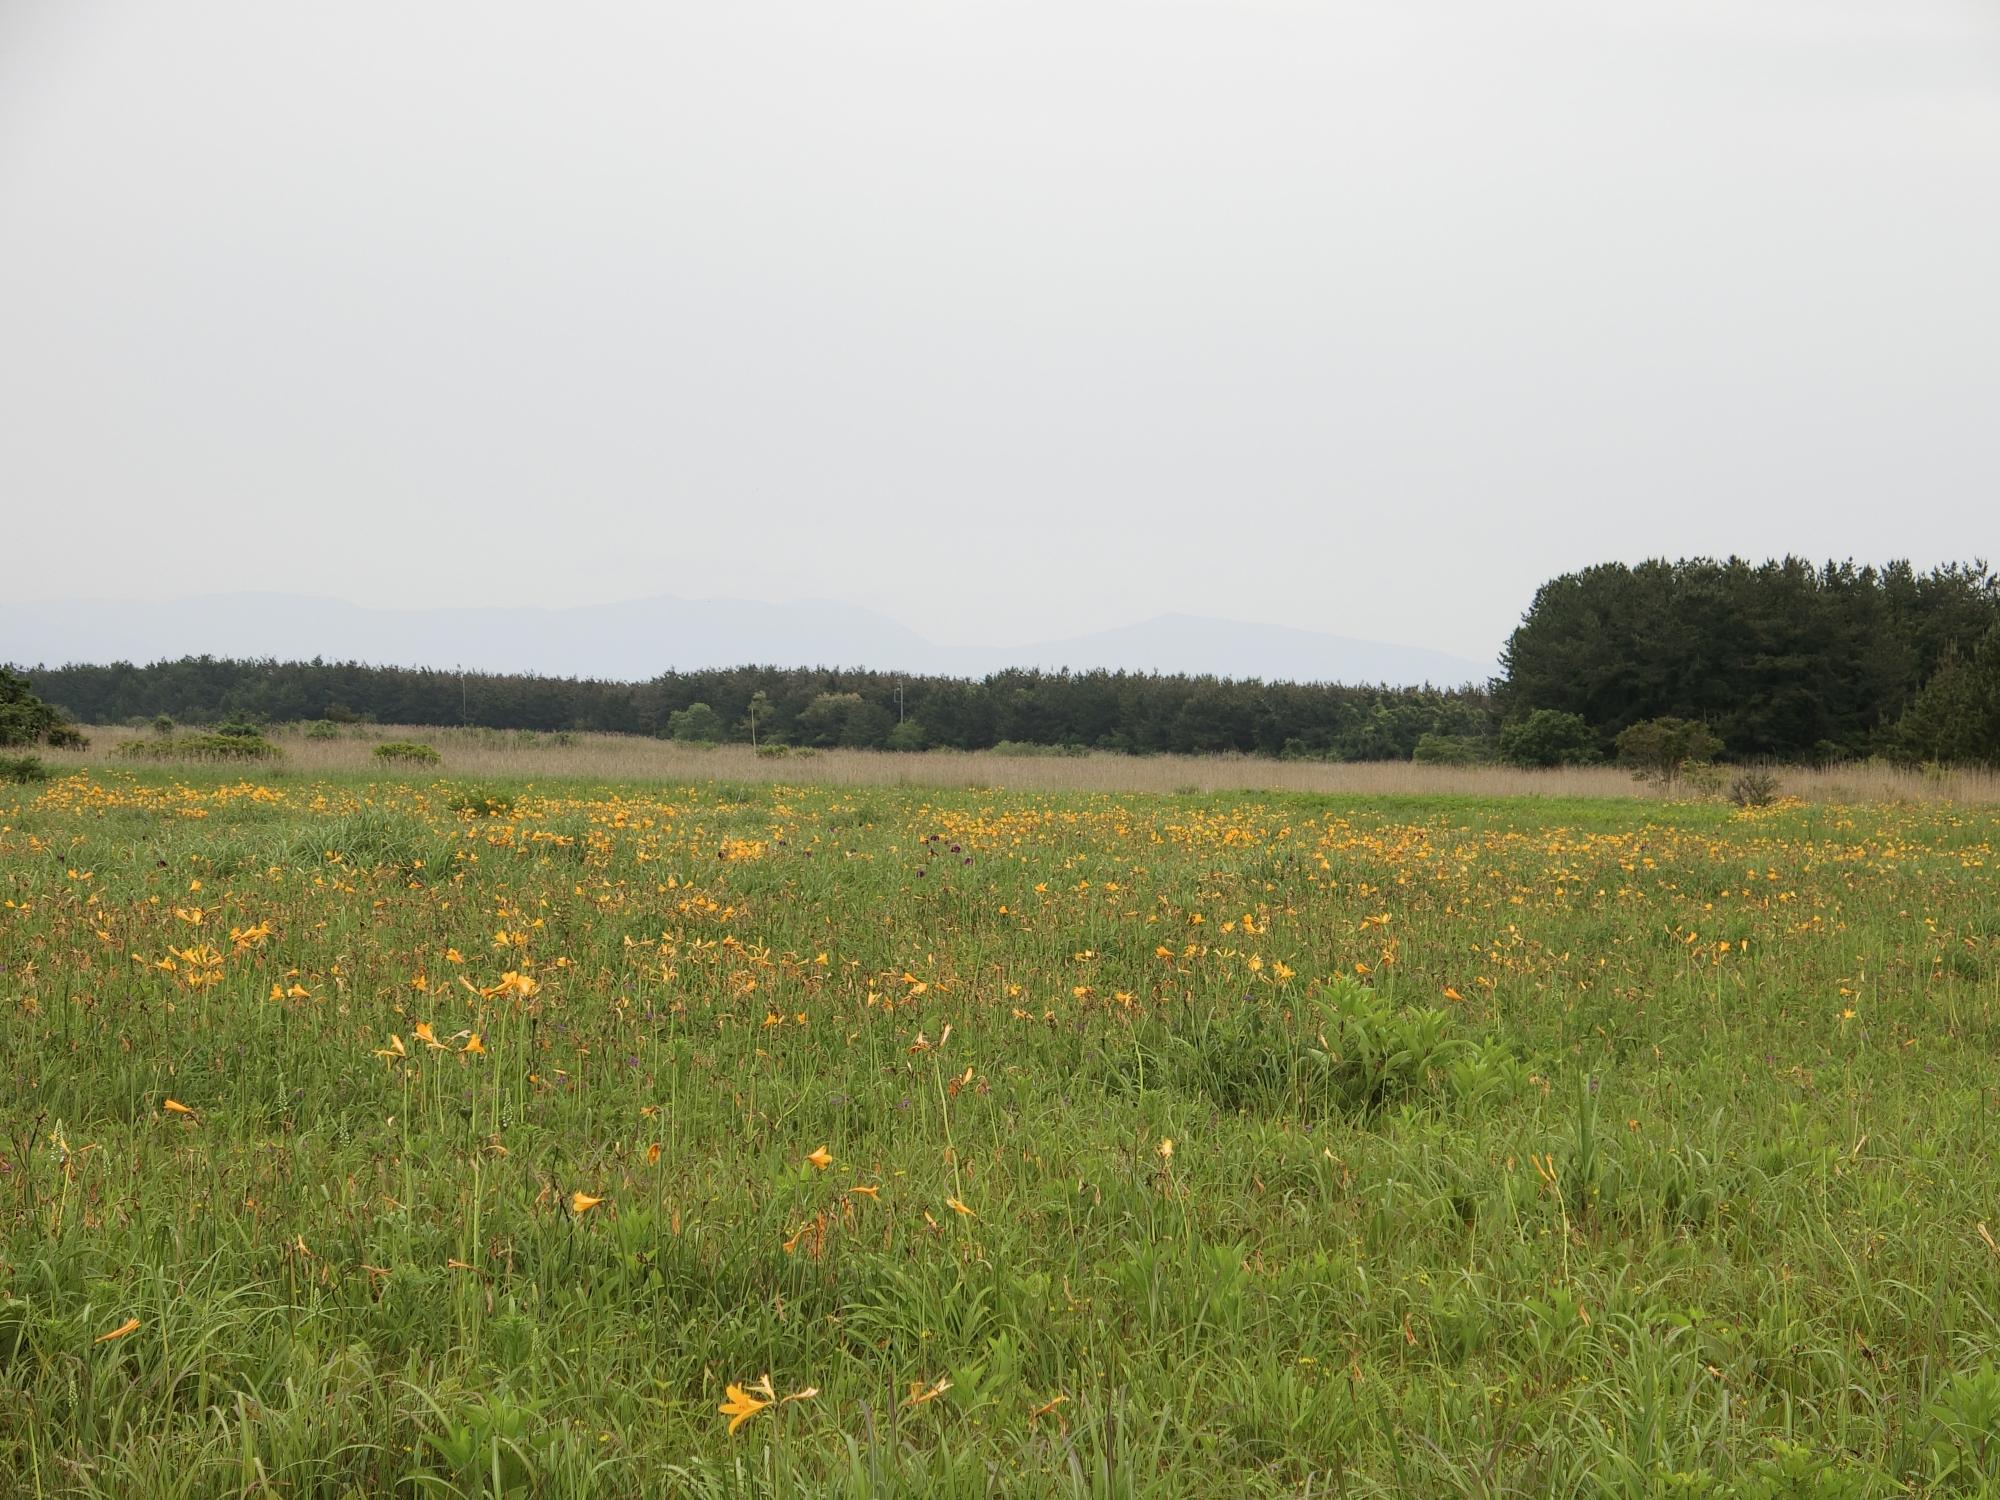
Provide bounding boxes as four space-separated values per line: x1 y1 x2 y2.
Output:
117 733 282 762
0 754 49 783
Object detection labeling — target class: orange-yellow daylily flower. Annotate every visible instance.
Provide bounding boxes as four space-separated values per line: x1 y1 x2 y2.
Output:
719 1377 771 1434
716 1375 817 1435
162 1099 196 1119
806 1145 833 1170
570 1191 604 1216
94 1317 141 1344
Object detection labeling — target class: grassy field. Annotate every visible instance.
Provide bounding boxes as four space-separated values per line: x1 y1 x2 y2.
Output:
4 767 2000 1496
52 722 2000 803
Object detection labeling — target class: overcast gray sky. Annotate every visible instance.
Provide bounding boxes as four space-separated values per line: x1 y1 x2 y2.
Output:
2 0 1995 661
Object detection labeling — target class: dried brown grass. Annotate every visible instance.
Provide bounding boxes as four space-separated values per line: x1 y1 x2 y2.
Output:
48 723 2000 804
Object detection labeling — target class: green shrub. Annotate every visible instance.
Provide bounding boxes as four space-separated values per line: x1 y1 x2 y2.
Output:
1729 769 1782 808
885 719 930 753
0 754 49 784
0 668 80 749
214 719 266 739
1498 710 1599 767
119 734 281 762
152 713 176 736
665 703 726 744
303 719 341 741
1615 716 1723 782
44 724 89 750
991 740 1089 758
1412 732 1489 765
373 741 441 766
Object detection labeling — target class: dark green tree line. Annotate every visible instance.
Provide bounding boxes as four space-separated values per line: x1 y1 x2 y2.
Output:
1498 558 2000 762
14 656 1495 761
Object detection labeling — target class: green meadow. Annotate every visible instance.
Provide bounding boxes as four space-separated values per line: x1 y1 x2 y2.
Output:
4 768 1999 1496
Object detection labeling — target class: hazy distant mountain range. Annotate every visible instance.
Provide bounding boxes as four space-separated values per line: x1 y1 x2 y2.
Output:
1 593 1493 687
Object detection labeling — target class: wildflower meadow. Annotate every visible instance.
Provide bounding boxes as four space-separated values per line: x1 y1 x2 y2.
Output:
4 767 1999 1496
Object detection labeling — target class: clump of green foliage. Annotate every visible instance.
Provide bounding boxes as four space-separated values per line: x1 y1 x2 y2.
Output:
1412 732 1490 765
118 733 281 762
1160 980 1522 1121
0 667 86 750
1498 709 1598 767
373 741 441 766
665 703 726 744
793 692 896 749
0 753 49 783
1729 769 1783 808
1616 716 1723 787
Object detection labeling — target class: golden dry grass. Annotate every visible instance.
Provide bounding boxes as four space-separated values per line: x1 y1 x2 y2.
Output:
53 723 2000 803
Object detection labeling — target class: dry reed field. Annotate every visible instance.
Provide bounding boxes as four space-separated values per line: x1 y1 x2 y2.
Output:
54 723 2000 804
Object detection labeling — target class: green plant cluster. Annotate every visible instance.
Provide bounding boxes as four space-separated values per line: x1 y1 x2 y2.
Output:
116 733 282 763
0 753 50 784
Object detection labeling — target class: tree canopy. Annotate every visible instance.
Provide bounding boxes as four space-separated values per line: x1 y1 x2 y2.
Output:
1498 558 2000 762
17 657 1493 761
